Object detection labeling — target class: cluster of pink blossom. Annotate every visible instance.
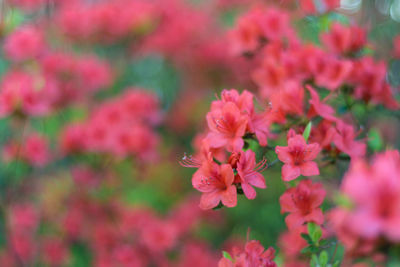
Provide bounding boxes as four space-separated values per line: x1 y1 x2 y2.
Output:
60 89 161 161
230 6 398 110
218 240 277 267
2 0 400 266
0 168 221 267
182 89 271 209
185 3 400 266
0 25 112 118
2 133 50 167
330 150 400 261
57 0 158 43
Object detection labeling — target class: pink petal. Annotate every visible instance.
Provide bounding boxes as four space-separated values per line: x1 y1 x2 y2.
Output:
220 164 234 186
303 143 321 161
221 185 237 207
300 161 319 176
285 213 305 230
199 191 221 210
246 172 266 189
279 190 297 213
282 164 301 181
229 137 244 152
242 183 256 199
305 209 324 225
275 146 293 164
206 132 227 148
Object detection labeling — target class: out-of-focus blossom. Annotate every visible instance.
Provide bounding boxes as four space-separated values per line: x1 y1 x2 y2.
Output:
3 25 45 62
280 179 326 229
218 240 277 267
331 150 400 246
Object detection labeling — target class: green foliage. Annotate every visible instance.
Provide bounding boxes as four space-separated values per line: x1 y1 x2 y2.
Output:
308 222 322 245
69 243 92 267
97 54 181 110
303 121 312 142
223 251 233 261
368 128 384 152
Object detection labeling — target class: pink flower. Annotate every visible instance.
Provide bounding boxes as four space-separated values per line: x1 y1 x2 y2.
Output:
333 120 366 158
229 9 263 54
140 219 178 253
206 102 248 152
23 134 50 166
41 239 68 266
278 226 307 258
218 240 276 267
350 57 399 109
3 25 45 61
321 23 366 55
213 89 271 146
280 179 326 229
0 71 55 117
236 150 267 199
192 160 237 209
336 150 400 242
76 56 113 92
307 85 337 121
314 56 353 91
275 132 321 181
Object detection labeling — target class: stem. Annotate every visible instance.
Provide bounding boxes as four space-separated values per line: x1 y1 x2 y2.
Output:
330 241 339 264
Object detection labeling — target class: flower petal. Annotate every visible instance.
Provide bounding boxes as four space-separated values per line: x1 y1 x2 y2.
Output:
242 183 256 199
199 191 221 210
285 212 305 230
282 164 301 181
221 185 237 207
300 161 319 177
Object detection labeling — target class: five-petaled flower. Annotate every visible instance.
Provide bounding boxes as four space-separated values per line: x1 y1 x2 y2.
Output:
275 131 321 181
192 159 237 210
279 179 326 229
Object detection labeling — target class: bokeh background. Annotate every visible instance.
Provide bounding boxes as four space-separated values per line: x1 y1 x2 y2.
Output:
0 0 399 266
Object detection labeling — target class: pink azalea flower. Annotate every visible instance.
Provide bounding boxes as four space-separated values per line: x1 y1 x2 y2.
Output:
218 240 276 267
333 120 366 158
3 25 45 62
206 102 248 152
275 132 321 181
307 85 337 121
321 22 366 55
236 150 267 199
280 179 326 229
192 160 237 210
314 56 353 91
338 150 400 242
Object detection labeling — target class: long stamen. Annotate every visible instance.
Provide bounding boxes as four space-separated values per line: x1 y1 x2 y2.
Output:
179 153 202 168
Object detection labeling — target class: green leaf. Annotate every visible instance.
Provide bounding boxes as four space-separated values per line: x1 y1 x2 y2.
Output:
303 121 312 142
310 254 319 267
334 193 354 209
368 128 383 152
308 222 322 244
301 233 314 246
223 251 233 261
319 250 329 267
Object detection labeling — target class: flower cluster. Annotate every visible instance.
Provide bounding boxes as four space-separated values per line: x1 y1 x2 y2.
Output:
182 89 270 209
0 167 220 267
218 240 277 267
60 89 161 161
2 133 50 167
330 150 400 260
0 27 112 118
